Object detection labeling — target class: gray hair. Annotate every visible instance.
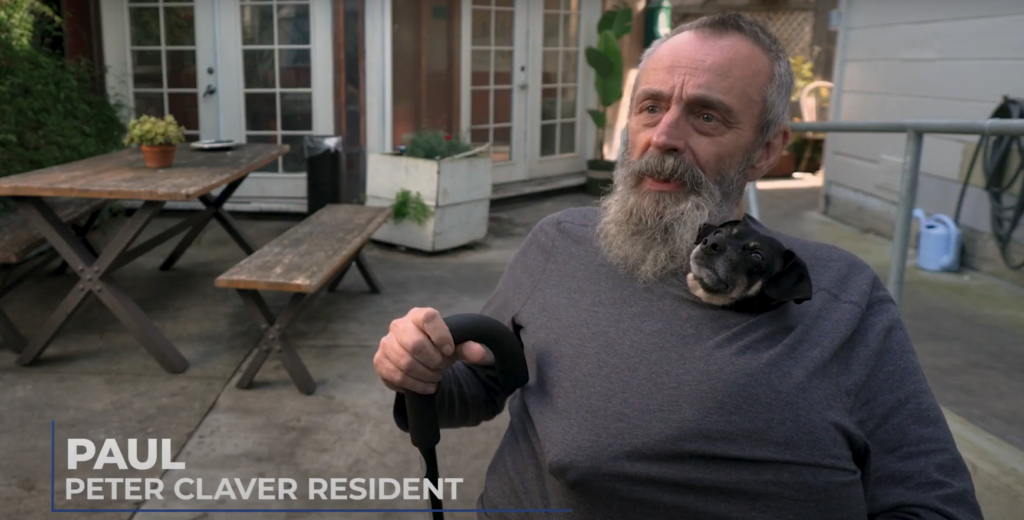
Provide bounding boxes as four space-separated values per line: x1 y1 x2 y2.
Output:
635 12 794 146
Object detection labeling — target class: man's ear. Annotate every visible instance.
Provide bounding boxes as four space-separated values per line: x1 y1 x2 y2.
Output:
694 222 717 245
763 250 813 304
747 126 792 182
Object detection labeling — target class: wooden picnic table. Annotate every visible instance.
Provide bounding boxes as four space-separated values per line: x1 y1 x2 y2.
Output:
0 143 288 373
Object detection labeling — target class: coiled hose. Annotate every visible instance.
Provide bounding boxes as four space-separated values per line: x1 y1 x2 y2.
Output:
403 313 529 520
954 96 1024 271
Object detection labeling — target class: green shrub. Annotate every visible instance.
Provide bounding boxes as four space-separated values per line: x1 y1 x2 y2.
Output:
390 188 432 225
402 129 472 160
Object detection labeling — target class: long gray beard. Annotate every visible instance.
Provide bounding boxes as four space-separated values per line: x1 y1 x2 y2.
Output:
596 150 754 284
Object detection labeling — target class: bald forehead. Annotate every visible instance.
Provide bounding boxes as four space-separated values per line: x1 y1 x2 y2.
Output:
636 30 773 109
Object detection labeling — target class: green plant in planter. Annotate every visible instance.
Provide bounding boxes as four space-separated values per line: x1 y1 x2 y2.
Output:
123 114 186 169
391 188 433 225
584 4 632 167
403 128 473 160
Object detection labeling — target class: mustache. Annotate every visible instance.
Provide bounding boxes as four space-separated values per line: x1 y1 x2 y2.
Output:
617 152 716 194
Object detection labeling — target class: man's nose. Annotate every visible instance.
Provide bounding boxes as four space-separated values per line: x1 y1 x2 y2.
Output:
701 234 728 254
650 106 687 155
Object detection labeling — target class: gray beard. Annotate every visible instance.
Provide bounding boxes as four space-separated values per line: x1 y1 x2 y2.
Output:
596 149 755 284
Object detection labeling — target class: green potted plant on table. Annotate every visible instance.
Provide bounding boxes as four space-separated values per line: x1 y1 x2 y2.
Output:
365 129 492 253
584 5 632 196
123 114 186 169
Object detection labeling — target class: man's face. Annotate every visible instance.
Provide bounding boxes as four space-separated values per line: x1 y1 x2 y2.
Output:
597 30 788 284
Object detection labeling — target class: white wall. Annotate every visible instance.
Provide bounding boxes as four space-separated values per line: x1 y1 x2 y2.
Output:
824 0 1024 248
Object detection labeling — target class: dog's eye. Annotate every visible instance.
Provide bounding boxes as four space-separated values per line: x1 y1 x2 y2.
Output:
750 251 763 261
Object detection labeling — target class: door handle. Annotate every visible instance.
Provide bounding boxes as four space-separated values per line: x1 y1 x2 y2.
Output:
203 84 217 97
518 82 528 90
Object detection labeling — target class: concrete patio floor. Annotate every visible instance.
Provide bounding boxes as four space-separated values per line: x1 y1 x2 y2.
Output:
1 174 1022 519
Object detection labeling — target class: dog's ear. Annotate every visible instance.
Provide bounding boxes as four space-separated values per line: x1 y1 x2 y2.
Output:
694 222 717 245
763 250 813 304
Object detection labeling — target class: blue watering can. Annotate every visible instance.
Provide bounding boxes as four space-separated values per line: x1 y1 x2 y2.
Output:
912 209 962 272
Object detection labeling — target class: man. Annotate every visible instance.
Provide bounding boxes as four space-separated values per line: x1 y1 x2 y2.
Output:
373 13 982 520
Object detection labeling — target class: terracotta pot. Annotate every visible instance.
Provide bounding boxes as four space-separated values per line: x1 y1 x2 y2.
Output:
765 150 796 178
141 144 177 168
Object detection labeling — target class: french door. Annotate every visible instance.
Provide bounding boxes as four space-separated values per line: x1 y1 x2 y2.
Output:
459 0 591 186
101 0 334 212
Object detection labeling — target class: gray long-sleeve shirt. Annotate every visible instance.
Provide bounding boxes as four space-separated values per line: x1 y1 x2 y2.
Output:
392 207 982 520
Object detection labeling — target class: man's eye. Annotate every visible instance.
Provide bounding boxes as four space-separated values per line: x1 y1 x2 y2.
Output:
700 113 716 123
750 251 763 261
644 105 659 114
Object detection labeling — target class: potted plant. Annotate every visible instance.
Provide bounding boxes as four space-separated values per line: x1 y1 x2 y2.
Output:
123 114 186 168
365 129 492 252
584 5 632 196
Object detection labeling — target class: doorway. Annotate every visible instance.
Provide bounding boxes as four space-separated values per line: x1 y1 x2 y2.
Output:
100 0 335 213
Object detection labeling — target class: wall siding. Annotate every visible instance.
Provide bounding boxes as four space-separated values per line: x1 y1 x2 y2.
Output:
825 0 1024 284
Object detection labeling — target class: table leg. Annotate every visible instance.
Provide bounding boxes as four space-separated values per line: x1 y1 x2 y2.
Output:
13 197 189 373
160 177 257 271
0 305 25 354
53 207 102 276
234 290 317 395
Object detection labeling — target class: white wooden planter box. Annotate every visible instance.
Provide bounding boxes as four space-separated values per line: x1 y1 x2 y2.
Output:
366 151 492 252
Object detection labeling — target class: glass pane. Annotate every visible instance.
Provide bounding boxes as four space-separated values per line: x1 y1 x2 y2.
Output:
470 127 490 145
166 50 196 88
472 0 491 5
471 50 490 87
493 50 513 86
164 7 195 46
495 0 513 7
544 0 560 9
281 135 307 172
541 88 558 121
562 14 578 48
494 10 513 47
472 9 491 47
493 126 511 162
133 93 164 118
560 87 576 119
543 14 559 47
561 50 577 84
168 93 199 131
279 49 311 88
245 93 277 131
246 134 279 172
471 90 490 126
559 122 575 154
281 92 312 131
493 88 511 125
241 5 274 45
244 49 275 88
542 50 558 85
132 50 162 88
278 5 311 45
130 8 160 46
540 123 557 156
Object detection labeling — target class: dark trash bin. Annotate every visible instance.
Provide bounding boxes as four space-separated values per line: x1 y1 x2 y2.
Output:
304 135 345 216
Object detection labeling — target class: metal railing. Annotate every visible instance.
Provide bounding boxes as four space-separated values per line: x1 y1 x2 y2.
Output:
766 119 1024 307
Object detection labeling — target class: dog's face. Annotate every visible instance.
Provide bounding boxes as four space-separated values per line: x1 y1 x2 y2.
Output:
686 220 813 310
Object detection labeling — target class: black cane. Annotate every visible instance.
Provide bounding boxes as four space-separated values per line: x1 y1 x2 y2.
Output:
403 313 530 520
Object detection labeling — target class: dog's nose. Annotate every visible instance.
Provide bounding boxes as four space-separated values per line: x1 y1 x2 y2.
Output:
702 234 727 254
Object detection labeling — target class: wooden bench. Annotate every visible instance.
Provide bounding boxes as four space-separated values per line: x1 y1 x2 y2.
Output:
215 204 392 394
0 197 107 352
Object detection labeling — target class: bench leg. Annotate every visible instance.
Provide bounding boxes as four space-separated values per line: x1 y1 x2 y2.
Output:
328 250 381 294
234 290 317 395
12 197 189 373
0 306 25 354
160 177 256 271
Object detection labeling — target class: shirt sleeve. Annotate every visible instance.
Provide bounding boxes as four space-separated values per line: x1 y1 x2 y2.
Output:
850 296 984 520
392 212 557 432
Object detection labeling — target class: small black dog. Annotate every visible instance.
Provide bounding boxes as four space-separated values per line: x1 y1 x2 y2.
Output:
686 220 813 312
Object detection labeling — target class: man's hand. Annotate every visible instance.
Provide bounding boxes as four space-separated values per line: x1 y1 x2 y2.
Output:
374 307 494 394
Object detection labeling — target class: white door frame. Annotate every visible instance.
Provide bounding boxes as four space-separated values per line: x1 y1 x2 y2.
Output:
101 0 334 213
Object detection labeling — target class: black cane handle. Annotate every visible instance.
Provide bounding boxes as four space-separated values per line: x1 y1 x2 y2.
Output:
404 313 529 451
